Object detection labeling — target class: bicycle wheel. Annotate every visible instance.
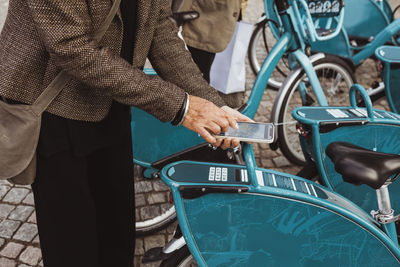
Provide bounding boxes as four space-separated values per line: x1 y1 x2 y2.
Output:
248 19 290 90
277 55 356 166
134 164 177 236
160 245 197 267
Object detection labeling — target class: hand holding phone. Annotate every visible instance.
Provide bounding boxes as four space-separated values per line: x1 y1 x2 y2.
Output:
214 122 274 143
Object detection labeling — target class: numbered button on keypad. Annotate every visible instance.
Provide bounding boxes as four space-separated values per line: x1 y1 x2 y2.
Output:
209 167 228 182
208 167 215 181
222 168 228 181
215 168 221 181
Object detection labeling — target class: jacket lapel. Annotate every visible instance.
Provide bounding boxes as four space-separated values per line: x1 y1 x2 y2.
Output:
133 0 153 67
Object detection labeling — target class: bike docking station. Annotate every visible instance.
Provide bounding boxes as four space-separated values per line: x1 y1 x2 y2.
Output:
159 86 400 266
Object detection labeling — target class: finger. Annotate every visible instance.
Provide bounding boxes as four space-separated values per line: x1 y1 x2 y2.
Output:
225 113 238 129
221 106 252 123
197 127 216 144
232 138 240 148
221 138 232 150
206 122 222 135
236 113 254 122
214 117 230 133
213 138 223 148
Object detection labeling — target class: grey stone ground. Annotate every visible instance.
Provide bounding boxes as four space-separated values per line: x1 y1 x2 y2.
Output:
0 0 399 266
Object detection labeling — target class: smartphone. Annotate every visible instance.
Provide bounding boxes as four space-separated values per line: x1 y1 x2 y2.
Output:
214 122 274 143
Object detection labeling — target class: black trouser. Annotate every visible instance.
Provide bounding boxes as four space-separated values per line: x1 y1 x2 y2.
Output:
32 141 135 267
187 46 216 84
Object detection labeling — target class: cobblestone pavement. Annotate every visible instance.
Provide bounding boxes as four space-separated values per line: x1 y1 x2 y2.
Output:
0 0 399 266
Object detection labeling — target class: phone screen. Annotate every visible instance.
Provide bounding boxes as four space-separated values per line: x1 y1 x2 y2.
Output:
217 122 274 142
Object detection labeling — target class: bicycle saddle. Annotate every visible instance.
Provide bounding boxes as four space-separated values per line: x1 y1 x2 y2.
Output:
326 142 400 189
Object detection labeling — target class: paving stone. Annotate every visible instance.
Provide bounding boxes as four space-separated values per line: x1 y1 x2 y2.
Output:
13 223 38 242
153 180 169 192
135 181 153 193
258 142 272 150
27 212 37 224
0 258 16 267
0 220 21 239
8 206 34 222
3 188 30 204
142 260 162 267
135 209 140 222
18 265 31 267
163 202 176 212
39 260 43 266
144 235 166 251
14 185 31 190
166 221 178 234
22 193 34 206
272 156 291 168
135 194 146 207
0 242 24 258
0 180 11 186
32 235 40 245
261 158 275 168
140 206 160 221
260 149 278 159
19 246 41 266
135 238 144 255
0 185 11 199
146 193 167 205
0 238 4 248
134 257 142 267
0 204 15 219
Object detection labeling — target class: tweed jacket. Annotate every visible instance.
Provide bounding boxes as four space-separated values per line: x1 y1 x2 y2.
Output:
0 0 225 122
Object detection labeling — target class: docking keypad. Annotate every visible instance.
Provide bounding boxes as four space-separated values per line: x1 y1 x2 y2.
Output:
209 167 228 182
166 162 251 185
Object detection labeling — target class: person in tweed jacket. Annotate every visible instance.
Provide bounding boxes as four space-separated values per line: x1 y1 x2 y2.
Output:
0 0 251 266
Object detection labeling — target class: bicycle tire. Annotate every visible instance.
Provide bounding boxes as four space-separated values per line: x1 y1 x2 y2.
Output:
277 55 356 165
134 164 177 236
160 245 197 267
247 19 290 90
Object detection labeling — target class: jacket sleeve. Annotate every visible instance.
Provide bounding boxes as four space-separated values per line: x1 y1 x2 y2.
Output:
148 0 226 108
25 0 185 122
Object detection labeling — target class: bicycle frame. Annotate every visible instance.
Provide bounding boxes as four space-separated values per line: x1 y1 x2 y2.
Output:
160 142 400 266
350 19 400 65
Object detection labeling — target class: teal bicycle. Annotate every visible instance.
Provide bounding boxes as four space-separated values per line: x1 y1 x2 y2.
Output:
269 1 400 166
248 0 399 87
133 0 355 235
158 116 400 266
